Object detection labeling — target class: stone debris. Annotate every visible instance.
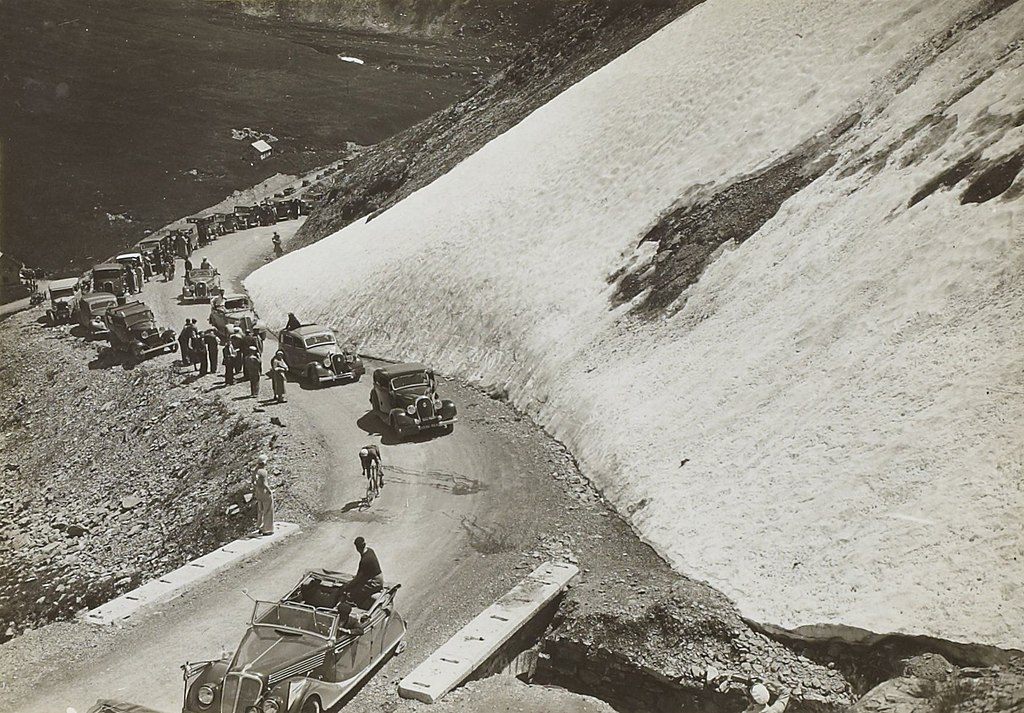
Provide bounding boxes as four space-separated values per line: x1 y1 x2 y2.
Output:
0 310 288 643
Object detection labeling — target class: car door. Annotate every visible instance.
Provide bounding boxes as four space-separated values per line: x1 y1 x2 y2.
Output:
280 333 298 372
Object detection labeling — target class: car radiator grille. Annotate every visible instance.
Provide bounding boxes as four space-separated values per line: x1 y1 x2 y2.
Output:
416 397 436 421
221 672 262 713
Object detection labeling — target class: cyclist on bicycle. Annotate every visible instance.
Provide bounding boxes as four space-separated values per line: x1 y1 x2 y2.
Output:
359 445 383 493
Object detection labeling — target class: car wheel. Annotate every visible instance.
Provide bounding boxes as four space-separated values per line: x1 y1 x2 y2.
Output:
389 414 403 437
370 392 380 412
305 366 320 389
301 696 323 713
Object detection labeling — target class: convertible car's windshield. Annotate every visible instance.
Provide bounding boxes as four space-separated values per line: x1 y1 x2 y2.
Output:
251 601 336 637
303 333 336 348
189 269 214 279
93 269 122 280
392 373 429 390
50 288 76 299
224 298 250 311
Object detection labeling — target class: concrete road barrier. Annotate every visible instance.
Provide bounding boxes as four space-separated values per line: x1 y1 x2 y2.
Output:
83 522 299 626
398 560 579 704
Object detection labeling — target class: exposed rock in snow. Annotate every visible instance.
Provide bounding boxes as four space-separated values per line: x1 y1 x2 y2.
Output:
247 0 1024 648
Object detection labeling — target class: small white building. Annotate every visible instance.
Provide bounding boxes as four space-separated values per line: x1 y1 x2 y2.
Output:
251 139 273 161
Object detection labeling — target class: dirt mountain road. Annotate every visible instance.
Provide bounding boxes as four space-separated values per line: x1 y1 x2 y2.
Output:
8 222 578 713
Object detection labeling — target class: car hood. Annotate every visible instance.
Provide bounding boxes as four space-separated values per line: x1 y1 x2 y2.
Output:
393 386 434 403
229 630 325 676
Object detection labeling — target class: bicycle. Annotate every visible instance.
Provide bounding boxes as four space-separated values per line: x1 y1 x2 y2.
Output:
363 462 381 506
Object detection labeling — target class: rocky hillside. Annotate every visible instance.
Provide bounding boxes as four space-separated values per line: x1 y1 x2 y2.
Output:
0 311 310 643
248 0 1024 653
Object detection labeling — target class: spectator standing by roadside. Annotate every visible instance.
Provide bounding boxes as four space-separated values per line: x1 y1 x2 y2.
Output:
222 336 239 385
204 329 220 374
244 346 262 398
270 350 288 403
178 318 196 365
125 264 137 295
251 466 275 537
133 260 144 292
195 324 210 376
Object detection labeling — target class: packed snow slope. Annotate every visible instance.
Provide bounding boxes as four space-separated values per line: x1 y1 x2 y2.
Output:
248 0 1024 649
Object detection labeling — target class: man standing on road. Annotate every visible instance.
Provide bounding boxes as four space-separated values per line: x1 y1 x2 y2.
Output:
270 350 288 403
340 536 383 608
133 260 144 294
178 318 196 366
204 329 220 375
193 321 209 376
244 346 262 398
223 335 239 385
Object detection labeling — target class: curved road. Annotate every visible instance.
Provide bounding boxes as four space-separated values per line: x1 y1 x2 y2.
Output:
12 221 568 713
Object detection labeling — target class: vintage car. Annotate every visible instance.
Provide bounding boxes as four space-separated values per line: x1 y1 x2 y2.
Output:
92 262 127 297
104 301 177 358
233 204 261 229
78 292 119 338
46 277 79 325
369 363 457 437
279 324 364 387
137 237 166 272
182 569 405 713
182 268 223 303
209 293 259 336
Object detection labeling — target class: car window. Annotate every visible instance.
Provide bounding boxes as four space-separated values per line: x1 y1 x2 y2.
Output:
225 298 248 310
303 333 336 348
391 372 429 389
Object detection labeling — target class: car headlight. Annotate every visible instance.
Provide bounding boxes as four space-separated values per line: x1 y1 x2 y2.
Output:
322 356 332 369
406 404 416 416
197 684 216 707
262 698 281 713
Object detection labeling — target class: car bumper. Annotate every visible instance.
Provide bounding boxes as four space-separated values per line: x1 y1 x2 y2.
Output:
400 417 457 434
316 370 360 383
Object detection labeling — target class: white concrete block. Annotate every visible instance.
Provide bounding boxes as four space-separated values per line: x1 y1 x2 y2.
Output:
83 522 299 626
398 560 578 703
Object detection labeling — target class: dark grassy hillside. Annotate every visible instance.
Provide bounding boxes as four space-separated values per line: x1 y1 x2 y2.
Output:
212 0 575 39
0 0 498 272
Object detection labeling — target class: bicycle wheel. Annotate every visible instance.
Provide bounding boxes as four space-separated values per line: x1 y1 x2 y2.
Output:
365 479 376 505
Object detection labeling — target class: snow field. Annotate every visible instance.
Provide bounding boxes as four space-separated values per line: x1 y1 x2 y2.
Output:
248 0 1024 647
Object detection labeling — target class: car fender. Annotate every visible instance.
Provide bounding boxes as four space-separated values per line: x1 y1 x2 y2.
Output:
390 408 413 426
440 400 457 420
182 659 230 712
266 676 315 713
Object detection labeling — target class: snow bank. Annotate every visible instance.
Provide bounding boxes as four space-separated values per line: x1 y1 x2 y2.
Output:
248 0 1024 648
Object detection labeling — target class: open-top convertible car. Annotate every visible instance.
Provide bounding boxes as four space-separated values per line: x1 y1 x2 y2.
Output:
46 277 79 325
182 569 405 713
182 268 223 303
369 363 457 438
278 324 364 387
209 294 259 336
104 301 177 359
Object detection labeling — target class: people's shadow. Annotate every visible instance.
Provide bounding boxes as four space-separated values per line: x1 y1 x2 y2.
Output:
88 348 136 371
